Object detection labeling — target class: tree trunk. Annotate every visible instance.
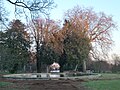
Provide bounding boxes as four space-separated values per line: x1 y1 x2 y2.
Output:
83 60 86 73
46 65 49 73
74 64 78 71
36 41 41 73
23 65 26 72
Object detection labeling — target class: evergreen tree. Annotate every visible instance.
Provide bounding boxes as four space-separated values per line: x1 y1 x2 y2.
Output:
0 20 30 73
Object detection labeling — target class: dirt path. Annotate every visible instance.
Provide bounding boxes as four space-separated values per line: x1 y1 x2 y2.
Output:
0 77 88 90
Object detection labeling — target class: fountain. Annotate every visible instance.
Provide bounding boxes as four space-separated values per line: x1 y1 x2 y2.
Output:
2 62 101 80
49 62 60 78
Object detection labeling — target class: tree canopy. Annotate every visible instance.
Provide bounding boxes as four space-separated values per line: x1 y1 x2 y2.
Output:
64 6 116 59
0 19 30 73
0 5 117 73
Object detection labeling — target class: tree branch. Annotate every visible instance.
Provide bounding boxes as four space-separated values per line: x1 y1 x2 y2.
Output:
6 0 55 19
6 0 54 12
7 0 30 9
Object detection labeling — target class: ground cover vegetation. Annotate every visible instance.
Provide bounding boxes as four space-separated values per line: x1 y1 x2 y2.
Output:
84 79 120 90
83 73 120 90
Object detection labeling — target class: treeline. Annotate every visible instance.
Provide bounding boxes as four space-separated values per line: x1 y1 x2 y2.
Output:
0 6 118 73
87 59 120 73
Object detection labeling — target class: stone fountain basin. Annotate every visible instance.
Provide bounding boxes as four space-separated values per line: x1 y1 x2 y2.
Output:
2 73 101 80
3 73 60 79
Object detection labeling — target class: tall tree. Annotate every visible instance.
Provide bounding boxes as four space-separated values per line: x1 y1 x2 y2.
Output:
28 18 60 72
0 19 30 73
62 20 91 72
89 60 110 73
0 31 8 70
63 6 116 72
111 54 120 72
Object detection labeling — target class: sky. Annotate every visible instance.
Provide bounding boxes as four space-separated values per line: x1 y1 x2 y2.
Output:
4 0 120 57
49 0 120 56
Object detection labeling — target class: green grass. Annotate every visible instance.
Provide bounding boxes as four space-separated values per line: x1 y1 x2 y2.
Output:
83 79 120 90
100 73 120 79
0 71 10 75
0 82 13 87
83 73 120 90
83 80 120 90
0 82 29 90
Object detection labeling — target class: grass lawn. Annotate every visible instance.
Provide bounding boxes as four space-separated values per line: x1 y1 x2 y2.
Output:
0 81 29 90
83 79 120 90
99 73 120 79
83 73 120 90
0 82 13 87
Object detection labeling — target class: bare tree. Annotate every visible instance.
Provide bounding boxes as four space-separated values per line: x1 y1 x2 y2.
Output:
64 6 116 72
